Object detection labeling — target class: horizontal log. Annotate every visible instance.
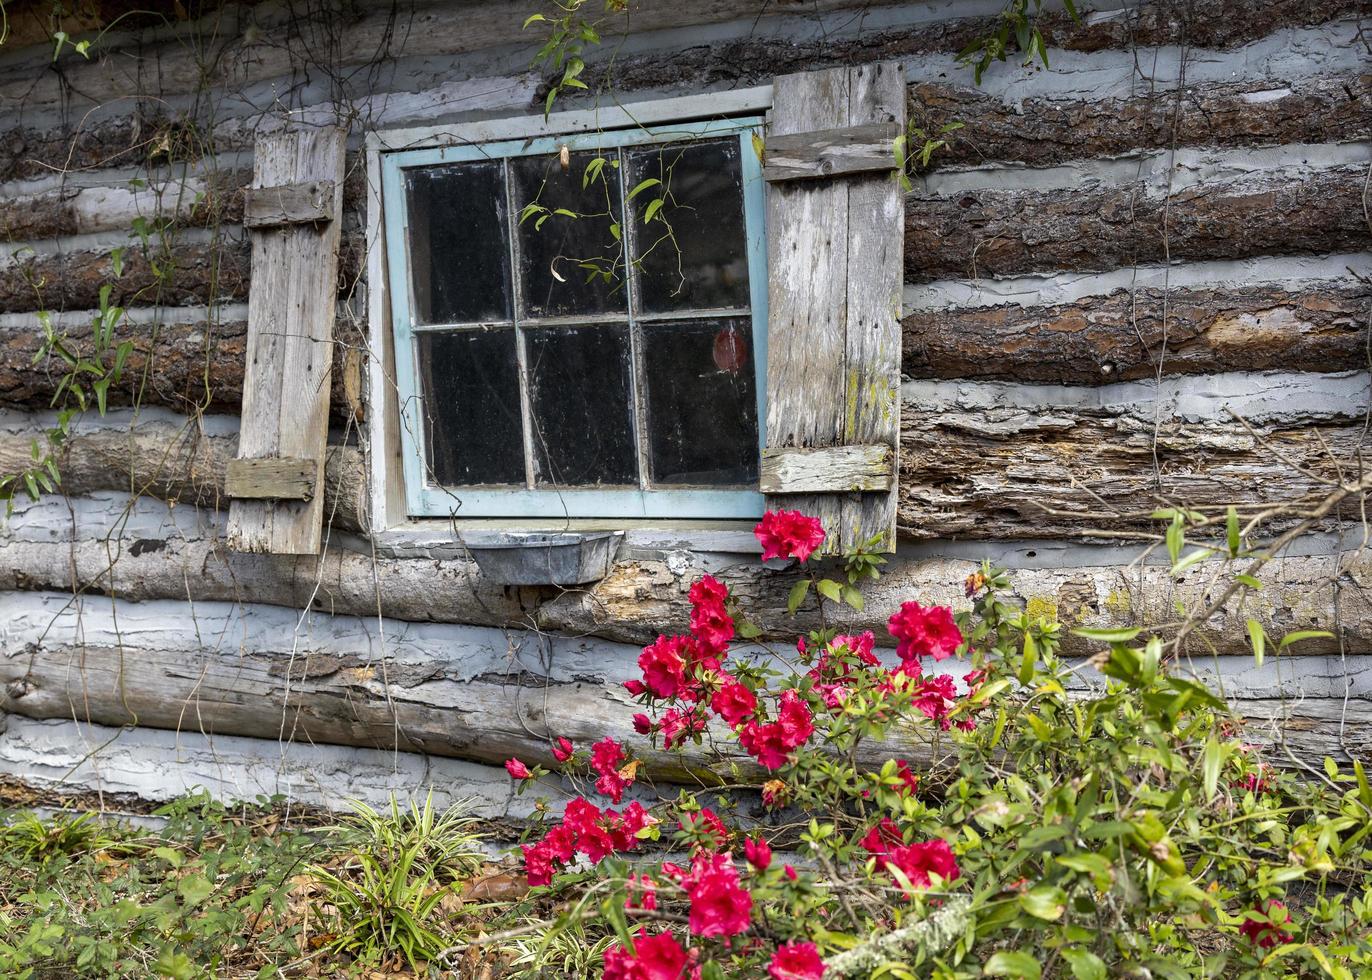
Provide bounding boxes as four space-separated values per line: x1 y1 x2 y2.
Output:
0 230 364 313
898 400 1372 540
2 591 1365 790
2 365 1363 541
902 283 1372 383
0 311 362 422
0 416 365 531
0 592 844 782
0 715 545 819
906 166 1372 281
912 74 1372 171
571 4 1366 101
1 493 1367 658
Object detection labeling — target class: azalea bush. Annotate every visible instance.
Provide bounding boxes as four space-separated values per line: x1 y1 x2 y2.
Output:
503 510 1372 979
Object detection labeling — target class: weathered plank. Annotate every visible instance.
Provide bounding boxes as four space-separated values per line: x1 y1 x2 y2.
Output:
765 67 850 551
764 61 904 553
905 166 1372 281
762 121 900 182
901 283 1372 384
761 445 894 494
1 494 1368 659
241 180 336 227
225 457 316 501
0 415 365 532
228 126 345 555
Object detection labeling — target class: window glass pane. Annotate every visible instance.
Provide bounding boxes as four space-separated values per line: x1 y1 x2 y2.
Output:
418 329 525 486
627 138 750 313
526 325 637 486
404 161 512 324
512 151 626 318
642 317 758 486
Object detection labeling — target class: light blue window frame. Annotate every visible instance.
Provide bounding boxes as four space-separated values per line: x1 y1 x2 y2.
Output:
381 116 768 520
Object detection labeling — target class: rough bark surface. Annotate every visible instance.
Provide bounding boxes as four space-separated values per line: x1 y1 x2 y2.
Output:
905 167 1372 281
898 410 1371 540
0 419 365 531
911 75 1372 170
902 284 1372 383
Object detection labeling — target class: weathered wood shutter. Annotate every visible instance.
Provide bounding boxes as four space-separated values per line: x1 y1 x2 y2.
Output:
761 62 905 554
226 126 346 555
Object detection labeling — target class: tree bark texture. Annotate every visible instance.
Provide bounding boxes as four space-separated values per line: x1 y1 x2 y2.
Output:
902 284 1372 384
905 167 1372 281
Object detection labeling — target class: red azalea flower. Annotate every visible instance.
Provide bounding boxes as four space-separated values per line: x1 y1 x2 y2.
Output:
744 837 772 871
626 873 658 912
893 760 920 795
689 575 736 655
659 707 706 749
639 635 692 698
777 690 815 745
504 758 532 780
684 852 753 937
633 712 655 735
602 929 689 980
711 678 757 726
754 510 826 562
768 940 826 980
761 779 787 809
911 673 959 729
885 839 960 893
521 840 555 887
624 678 647 696
887 601 964 666
831 631 881 667
679 808 729 851
1240 900 1294 948
783 864 797 881
739 721 793 771
551 737 574 762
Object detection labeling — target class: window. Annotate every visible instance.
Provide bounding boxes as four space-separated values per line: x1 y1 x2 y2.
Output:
380 117 767 520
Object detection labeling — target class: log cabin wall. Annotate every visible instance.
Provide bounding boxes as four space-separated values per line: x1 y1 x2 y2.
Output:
0 0 1367 815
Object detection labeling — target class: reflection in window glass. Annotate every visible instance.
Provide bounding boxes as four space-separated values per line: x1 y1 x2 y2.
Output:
404 162 512 325
418 329 525 485
526 325 638 486
512 150 626 319
642 317 758 486
627 139 750 313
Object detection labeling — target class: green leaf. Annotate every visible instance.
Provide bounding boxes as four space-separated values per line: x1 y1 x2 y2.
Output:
1071 626 1140 643
984 951 1042 978
816 578 842 604
841 585 865 611
1202 736 1221 801
786 579 811 615
626 178 660 201
1018 885 1067 921
1018 630 1037 685
177 874 213 906
1171 547 1213 576
1165 513 1184 565
1226 505 1241 556
1277 629 1334 650
643 198 665 223
1247 619 1266 668
735 620 762 639
1235 574 1263 590
1355 759 1372 809
1061 947 1106 980
522 12 546 27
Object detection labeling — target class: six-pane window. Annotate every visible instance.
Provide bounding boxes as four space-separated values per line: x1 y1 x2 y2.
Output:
382 118 767 519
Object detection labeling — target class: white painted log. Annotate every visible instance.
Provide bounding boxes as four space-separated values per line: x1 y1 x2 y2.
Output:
0 715 542 819
0 493 1367 659
760 445 894 494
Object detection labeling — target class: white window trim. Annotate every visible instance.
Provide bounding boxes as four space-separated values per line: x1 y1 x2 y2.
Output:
364 87 774 547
